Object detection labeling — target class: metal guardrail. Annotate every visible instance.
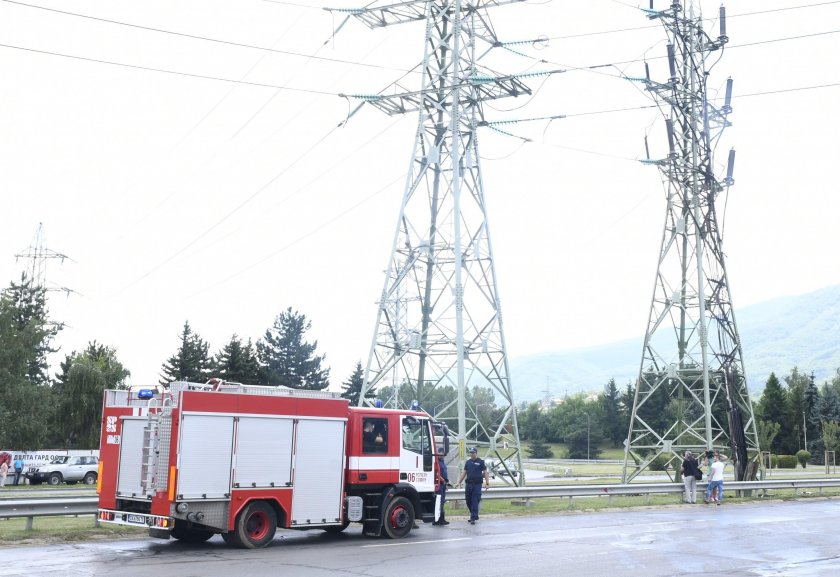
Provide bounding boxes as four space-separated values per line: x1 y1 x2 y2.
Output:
448 477 840 501
0 497 99 531
3 478 840 531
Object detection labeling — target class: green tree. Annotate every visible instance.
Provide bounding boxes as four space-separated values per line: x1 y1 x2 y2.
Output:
214 335 260 384
783 367 809 453
822 419 840 455
598 378 624 447
0 276 57 448
257 308 329 390
804 372 821 446
518 402 552 442
4 274 59 386
340 361 375 406
756 372 787 452
820 383 840 423
55 342 130 448
526 437 554 459
159 321 213 386
756 420 781 456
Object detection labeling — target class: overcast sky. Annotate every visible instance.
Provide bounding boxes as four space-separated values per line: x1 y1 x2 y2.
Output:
1 0 838 391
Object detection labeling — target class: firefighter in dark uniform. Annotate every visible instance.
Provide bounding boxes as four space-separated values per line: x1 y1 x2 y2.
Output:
457 447 490 524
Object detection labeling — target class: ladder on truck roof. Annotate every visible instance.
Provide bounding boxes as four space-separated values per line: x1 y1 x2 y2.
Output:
168 379 342 400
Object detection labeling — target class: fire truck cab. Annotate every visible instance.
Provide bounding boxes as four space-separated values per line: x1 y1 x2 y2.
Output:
96 381 439 548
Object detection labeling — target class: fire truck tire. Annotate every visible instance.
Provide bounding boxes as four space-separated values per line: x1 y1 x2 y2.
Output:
48 473 63 486
221 531 242 547
382 496 414 539
171 521 214 544
234 501 277 549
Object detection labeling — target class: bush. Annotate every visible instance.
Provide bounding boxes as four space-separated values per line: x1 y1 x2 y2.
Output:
796 450 811 468
776 455 798 469
649 455 669 471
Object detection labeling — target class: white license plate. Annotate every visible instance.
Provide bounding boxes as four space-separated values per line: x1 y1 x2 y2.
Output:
126 514 146 524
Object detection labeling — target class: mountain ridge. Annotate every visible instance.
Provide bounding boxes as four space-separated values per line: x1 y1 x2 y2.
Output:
509 284 840 403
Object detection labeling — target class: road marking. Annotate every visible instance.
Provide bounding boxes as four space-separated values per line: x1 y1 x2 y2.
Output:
362 537 472 548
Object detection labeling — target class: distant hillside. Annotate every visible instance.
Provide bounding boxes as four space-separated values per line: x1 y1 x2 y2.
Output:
509 285 840 403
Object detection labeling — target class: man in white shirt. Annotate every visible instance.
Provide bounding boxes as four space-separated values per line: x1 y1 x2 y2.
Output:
708 454 726 505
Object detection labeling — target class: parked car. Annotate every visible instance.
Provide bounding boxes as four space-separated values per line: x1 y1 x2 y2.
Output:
26 456 99 486
488 459 519 478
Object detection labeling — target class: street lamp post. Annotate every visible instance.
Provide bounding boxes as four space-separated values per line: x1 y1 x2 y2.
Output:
584 413 590 461
803 411 807 449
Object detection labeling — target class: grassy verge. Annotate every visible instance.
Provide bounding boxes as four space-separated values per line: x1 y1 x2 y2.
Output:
0 517 146 546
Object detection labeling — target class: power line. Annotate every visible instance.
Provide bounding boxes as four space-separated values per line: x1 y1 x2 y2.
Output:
0 42 338 96
109 116 348 298
260 0 323 7
0 0 408 73
187 171 405 298
544 1 840 41
529 29 840 83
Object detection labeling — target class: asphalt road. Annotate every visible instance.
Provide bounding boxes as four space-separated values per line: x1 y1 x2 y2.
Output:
7 499 840 577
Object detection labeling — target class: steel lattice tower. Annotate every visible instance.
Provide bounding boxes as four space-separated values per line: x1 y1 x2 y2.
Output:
15 223 74 295
623 1 760 483
348 0 528 482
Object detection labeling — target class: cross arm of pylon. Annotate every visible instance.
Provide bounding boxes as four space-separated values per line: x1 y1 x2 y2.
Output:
326 0 526 29
339 67 561 116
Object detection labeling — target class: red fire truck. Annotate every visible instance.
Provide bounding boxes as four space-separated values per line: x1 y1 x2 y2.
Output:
96 380 440 548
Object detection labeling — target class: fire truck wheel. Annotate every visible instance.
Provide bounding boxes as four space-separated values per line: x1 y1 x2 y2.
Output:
234 501 277 549
171 521 214 544
382 496 415 539
221 531 242 547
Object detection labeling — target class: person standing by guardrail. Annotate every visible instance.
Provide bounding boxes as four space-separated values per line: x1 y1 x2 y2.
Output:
0 460 8 487
680 451 701 504
457 447 490 524
13 458 23 486
707 454 726 505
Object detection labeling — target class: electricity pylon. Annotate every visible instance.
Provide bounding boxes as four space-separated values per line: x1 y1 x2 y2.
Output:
15 223 76 297
348 0 529 482
623 1 759 483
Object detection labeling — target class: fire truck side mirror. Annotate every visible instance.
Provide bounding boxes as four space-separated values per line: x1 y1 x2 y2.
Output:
433 423 450 457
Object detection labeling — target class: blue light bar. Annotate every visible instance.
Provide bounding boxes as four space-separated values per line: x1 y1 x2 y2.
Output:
137 389 155 399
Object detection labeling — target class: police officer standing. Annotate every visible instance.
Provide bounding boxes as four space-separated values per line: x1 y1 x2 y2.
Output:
457 447 490 524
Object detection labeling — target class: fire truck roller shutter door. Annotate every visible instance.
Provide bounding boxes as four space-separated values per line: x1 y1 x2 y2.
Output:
291 419 346 526
117 419 146 498
234 417 293 488
178 415 234 499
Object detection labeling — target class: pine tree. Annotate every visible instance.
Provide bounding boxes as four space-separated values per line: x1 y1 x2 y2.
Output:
804 372 821 445
757 372 787 453
526 437 554 459
5 274 58 386
257 308 329 390
340 361 374 405
599 378 624 447
820 383 840 423
214 335 260 384
0 275 57 448
159 321 213 386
